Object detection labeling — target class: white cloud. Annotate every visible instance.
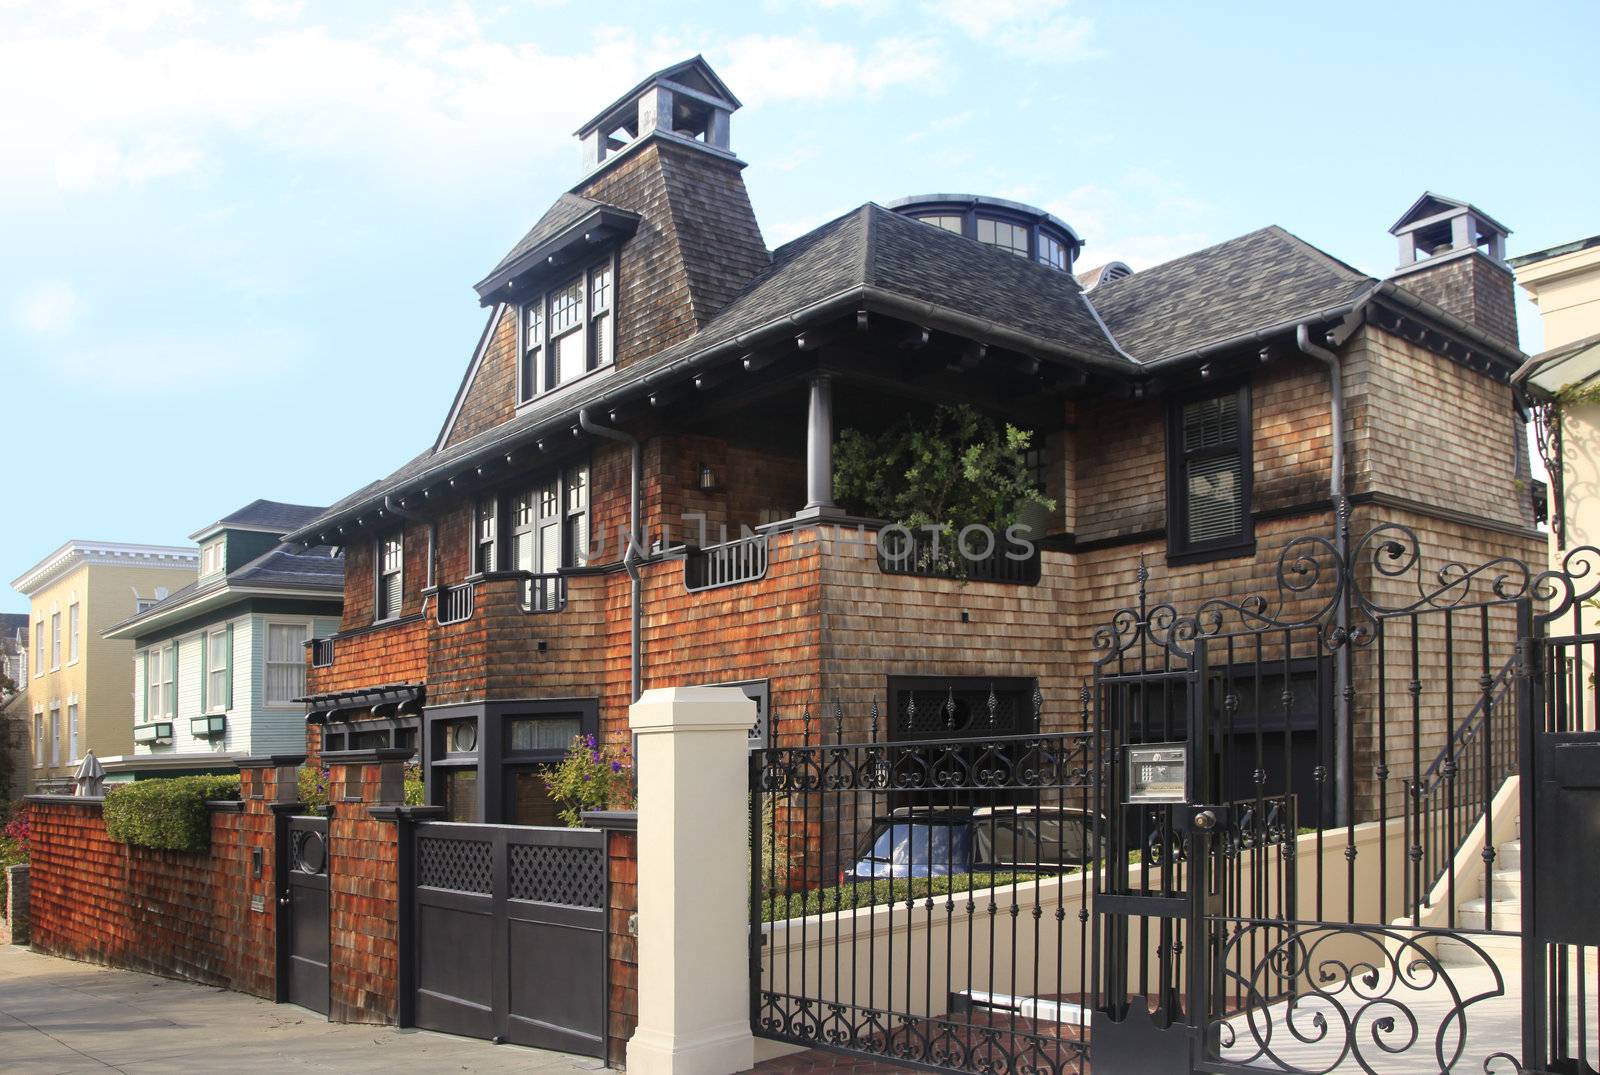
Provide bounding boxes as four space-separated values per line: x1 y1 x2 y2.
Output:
1005 176 1215 271
0 9 940 199
16 283 84 336
926 0 1096 60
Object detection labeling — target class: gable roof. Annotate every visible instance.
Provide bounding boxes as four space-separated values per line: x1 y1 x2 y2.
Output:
1090 226 1376 365
102 541 343 640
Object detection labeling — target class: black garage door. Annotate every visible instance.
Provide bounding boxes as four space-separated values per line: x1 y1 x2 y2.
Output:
410 822 608 1056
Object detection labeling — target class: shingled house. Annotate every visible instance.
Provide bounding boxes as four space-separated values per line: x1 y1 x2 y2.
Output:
288 58 1540 827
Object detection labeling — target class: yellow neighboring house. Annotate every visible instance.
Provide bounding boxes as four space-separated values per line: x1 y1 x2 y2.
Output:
11 542 197 791
1512 235 1600 567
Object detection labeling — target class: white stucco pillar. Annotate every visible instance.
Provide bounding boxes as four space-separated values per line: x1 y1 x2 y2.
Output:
626 686 757 1075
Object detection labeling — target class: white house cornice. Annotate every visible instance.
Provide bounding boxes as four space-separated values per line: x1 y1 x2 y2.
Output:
12 540 198 596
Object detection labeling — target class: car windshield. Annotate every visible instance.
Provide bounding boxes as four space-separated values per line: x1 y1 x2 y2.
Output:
863 822 971 867
973 814 1096 867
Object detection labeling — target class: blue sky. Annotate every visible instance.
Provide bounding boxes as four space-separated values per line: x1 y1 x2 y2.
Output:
3 0 1596 612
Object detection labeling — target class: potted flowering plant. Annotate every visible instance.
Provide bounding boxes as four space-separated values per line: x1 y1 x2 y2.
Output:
543 735 635 827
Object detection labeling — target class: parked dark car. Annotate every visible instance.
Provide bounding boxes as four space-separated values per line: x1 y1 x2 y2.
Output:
844 806 1099 883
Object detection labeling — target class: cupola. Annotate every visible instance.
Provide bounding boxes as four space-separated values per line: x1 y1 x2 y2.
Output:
886 194 1084 273
1388 192 1517 347
576 56 741 177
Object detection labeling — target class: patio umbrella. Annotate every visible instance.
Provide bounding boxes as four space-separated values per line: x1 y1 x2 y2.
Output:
74 750 106 797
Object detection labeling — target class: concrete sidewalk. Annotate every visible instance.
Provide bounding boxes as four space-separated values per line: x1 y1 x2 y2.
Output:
0 945 608 1074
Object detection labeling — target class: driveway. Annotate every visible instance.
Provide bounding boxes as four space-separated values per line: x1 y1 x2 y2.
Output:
0 945 608 1074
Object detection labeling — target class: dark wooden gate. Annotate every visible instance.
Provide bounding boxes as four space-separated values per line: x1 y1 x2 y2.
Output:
410 821 608 1056
282 814 330 1015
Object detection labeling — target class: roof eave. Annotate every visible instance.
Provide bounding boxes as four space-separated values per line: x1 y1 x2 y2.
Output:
472 207 641 305
102 582 342 640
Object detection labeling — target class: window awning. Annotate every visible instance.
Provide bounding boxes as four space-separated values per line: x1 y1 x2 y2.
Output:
1514 332 1600 396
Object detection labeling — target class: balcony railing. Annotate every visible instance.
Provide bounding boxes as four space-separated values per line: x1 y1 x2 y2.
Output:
309 637 335 668
684 534 770 592
876 530 1042 585
520 573 569 613
436 581 475 625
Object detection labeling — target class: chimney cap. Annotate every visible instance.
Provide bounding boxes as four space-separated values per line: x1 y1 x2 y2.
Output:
574 55 741 138
1389 191 1511 240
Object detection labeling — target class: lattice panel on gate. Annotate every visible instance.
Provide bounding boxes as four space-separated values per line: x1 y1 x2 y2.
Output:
417 837 493 893
508 843 605 908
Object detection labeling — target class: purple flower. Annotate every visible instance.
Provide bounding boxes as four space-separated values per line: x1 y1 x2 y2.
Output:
610 761 622 773
590 751 601 764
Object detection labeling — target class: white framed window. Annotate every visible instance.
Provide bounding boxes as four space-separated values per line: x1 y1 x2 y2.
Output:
49 703 60 767
33 620 43 676
377 534 404 621
200 539 225 577
50 611 60 669
207 629 229 712
68 700 79 762
265 623 309 706
474 499 497 574
518 256 616 402
68 602 80 663
33 712 44 767
145 644 175 719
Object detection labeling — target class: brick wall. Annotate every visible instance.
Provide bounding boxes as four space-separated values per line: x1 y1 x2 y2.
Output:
1393 253 1518 349
603 825 638 1067
325 757 402 1024
26 794 277 997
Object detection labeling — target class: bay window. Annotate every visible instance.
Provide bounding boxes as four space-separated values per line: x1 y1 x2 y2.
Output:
519 258 616 402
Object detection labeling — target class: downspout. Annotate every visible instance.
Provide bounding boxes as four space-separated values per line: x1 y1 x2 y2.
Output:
1295 323 1352 826
578 408 643 705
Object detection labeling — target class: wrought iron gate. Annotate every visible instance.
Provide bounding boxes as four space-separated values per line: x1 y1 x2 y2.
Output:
750 522 1600 1074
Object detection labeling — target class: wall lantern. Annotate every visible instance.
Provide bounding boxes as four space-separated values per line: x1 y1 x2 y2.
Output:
697 464 717 491
190 715 227 738
1125 743 1187 804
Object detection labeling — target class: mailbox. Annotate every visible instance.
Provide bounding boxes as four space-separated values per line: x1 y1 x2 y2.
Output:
1126 743 1188 803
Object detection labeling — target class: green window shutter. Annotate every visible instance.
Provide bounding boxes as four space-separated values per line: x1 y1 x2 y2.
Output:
199 633 208 712
225 622 234 710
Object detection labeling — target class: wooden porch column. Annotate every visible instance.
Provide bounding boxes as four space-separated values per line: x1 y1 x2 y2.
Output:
798 372 837 518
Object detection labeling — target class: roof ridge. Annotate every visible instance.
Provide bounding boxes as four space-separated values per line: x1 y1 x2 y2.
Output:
860 204 878 287
1264 224 1374 284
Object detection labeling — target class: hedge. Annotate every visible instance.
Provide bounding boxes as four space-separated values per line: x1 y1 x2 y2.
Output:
103 775 242 853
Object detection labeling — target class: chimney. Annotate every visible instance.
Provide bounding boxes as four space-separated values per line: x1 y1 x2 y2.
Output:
569 57 769 345
1388 192 1517 348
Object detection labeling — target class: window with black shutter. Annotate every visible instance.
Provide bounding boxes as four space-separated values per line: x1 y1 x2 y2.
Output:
1168 385 1253 562
376 534 404 621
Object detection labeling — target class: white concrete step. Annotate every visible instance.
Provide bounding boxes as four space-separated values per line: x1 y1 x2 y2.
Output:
1460 897 1521 932
1438 932 1523 968
1485 868 1522 901
1497 839 1521 870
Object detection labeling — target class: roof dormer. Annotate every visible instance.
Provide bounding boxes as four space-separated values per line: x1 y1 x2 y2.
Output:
575 56 741 178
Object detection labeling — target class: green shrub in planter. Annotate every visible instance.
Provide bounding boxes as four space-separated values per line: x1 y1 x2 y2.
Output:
103 775 242 853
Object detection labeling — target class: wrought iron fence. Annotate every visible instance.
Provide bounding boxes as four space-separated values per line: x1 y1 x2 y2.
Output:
750 703 1096 1074
436 581 474 625
684 534 768 592
309 636 335 669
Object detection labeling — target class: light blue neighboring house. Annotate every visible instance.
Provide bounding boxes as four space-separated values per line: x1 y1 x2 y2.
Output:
100 501 343 779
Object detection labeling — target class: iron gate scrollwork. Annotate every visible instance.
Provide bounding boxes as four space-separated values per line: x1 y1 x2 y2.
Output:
747 523 1600 1074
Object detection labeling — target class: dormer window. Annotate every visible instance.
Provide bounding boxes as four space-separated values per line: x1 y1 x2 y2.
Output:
519 257 617 403
200 539 224 577
977 218 1029 257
